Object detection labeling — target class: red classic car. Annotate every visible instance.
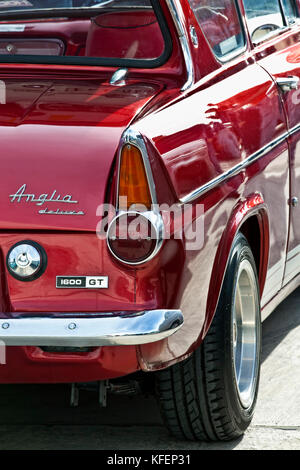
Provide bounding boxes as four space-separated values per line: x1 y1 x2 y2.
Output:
0 0 299 442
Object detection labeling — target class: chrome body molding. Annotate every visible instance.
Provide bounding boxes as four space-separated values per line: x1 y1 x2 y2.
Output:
283 243 300 286
288 122 300 137
165 0 194 91
0 309 184 347
180 133 288 204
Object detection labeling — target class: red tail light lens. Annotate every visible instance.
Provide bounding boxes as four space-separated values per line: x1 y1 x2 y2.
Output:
107 211 163 265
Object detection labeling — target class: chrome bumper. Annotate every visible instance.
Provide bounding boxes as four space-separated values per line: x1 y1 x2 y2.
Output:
0 310 183 347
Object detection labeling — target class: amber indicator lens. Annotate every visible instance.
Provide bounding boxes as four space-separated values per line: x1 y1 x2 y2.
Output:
118 144 152 210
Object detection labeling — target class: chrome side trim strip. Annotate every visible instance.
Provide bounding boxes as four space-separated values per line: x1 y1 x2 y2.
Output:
180 133 288 204
287 244 300 261
166 0 194 91
0 310 184 347
288 122 300 138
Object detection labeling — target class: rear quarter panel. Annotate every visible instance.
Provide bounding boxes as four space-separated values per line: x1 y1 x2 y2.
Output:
136 59 289 370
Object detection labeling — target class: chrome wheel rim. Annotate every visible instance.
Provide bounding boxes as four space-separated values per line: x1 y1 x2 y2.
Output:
232 259 260 409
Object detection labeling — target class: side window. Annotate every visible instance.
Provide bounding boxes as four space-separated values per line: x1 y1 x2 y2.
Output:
242 0 285 43
281 0 298 24
188 0 245 59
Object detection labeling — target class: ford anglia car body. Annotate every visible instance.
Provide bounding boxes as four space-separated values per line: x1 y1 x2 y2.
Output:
0 0 299 442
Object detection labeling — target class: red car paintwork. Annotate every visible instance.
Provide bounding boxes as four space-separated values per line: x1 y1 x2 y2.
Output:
0 0 299 383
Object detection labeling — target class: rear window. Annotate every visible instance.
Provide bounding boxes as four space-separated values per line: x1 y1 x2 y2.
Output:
0 0 171 67
188 0 245 59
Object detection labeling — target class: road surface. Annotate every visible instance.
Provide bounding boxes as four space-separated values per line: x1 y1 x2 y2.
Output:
0 288 299 450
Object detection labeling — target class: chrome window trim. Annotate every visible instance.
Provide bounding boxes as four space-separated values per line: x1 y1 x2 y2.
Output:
180 132 288 204
212 43 248 65
0 309 184 347
165 0 195 91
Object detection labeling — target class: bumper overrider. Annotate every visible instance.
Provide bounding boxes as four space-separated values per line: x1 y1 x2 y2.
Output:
0 309 183 347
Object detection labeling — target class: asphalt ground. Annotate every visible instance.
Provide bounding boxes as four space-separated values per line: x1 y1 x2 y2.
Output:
0 288 299 450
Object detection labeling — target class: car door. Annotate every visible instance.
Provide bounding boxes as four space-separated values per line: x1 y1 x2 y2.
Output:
143 0 290 315
242 0 300 286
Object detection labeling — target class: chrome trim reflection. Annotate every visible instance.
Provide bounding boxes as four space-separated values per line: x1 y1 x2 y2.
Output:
0 309 184 347
166 0 194 91
190 26 199 47
180 133 288 204
110 68 128 87
276 76 300 93
288 122 300 137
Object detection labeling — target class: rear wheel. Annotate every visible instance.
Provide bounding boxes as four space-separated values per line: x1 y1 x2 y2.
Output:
156 233 261 441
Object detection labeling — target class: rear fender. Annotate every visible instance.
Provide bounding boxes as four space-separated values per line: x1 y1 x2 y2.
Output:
202 193 269 340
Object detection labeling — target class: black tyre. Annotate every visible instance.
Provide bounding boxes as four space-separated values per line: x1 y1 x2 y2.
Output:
156 232 261 441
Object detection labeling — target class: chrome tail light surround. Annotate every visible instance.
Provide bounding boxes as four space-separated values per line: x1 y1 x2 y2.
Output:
107 127 164 265
116 127 158 211
107 210 164 266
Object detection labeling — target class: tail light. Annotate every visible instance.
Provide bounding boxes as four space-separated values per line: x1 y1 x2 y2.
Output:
107 211 164 265
107 129 164 265
118 144 152 211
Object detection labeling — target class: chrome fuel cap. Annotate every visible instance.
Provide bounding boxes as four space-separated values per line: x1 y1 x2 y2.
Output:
7 241 47 281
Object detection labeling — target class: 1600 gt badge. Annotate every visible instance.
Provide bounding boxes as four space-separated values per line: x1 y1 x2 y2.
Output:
56 276 109 289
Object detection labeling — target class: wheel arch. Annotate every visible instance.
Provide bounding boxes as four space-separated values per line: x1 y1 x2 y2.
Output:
202 194 270 341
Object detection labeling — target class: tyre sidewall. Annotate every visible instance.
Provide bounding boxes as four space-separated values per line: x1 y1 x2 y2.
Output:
220 234 261 432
